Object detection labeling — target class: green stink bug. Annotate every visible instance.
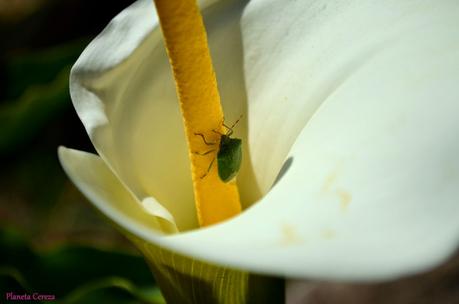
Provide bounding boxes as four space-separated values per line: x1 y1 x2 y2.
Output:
194 116 242 182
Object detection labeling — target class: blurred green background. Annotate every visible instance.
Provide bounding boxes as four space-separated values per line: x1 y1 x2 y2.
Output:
2 1 459 304
0 1 164 302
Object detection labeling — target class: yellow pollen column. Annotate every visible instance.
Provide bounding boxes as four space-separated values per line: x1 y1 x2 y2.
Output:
153 0 241 226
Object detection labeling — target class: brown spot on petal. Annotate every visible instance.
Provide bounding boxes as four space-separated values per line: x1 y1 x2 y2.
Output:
321 228 336 240
322 171 338 194
280 224 303 246
336 189 351 212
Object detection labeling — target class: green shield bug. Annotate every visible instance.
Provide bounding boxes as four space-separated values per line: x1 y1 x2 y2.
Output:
194 116 242 182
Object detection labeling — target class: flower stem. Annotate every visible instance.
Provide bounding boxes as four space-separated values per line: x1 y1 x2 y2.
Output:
153 0 241 226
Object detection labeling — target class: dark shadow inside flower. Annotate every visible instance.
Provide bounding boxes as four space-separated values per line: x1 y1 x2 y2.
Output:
271 157 294 188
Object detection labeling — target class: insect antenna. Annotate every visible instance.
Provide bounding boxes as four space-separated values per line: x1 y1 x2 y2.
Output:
222 114 243 136
229 114 243 129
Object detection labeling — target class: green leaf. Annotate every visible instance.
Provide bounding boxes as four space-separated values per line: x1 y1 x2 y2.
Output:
62 277 165 304
0 266 30 294
4 40 87 101
0 227 165 304
0 40 88 154
0 66 70 153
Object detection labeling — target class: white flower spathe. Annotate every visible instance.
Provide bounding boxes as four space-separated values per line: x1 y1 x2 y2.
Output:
59 0 459 281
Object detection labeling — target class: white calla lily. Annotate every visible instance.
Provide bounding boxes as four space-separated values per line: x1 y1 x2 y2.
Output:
59 0 459 285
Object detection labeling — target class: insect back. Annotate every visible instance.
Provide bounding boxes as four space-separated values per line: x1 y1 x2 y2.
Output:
217 135 242 182
193 116 243 182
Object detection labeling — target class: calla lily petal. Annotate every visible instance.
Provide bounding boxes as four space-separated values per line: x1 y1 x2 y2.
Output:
58 147 178 234
70 0 250 230
241 0 459 193
66 0 459 282
164 26 459 280
58 147 285 302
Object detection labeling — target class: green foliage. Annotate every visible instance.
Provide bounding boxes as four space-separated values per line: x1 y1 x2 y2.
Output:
0 40 87 154
0 227 165 304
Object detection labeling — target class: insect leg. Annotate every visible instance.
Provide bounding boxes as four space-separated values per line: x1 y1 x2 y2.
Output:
194 133 217 145
200 157 216 179
192 149 215 156
212 129 225 136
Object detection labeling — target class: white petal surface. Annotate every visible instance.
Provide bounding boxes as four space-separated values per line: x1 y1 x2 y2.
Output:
58 147 178 234
242 0 459 193
70 0 254 231
67 0 459 281
161 0 459 280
